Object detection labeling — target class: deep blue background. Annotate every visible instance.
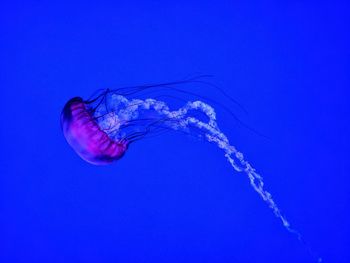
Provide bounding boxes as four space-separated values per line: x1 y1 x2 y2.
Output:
1 1 349 262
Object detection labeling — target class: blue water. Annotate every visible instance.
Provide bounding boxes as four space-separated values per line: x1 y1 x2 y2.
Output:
1 2 349 263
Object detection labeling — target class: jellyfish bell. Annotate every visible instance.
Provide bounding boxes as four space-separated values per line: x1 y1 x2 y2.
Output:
60 96 128 165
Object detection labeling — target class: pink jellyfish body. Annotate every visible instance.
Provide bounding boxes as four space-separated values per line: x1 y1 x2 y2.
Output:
60 97 128 165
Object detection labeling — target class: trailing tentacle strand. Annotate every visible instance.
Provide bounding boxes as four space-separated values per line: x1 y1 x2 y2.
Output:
94 94 295 234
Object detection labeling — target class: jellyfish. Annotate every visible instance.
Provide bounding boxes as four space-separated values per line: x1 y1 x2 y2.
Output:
60 77 321 262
